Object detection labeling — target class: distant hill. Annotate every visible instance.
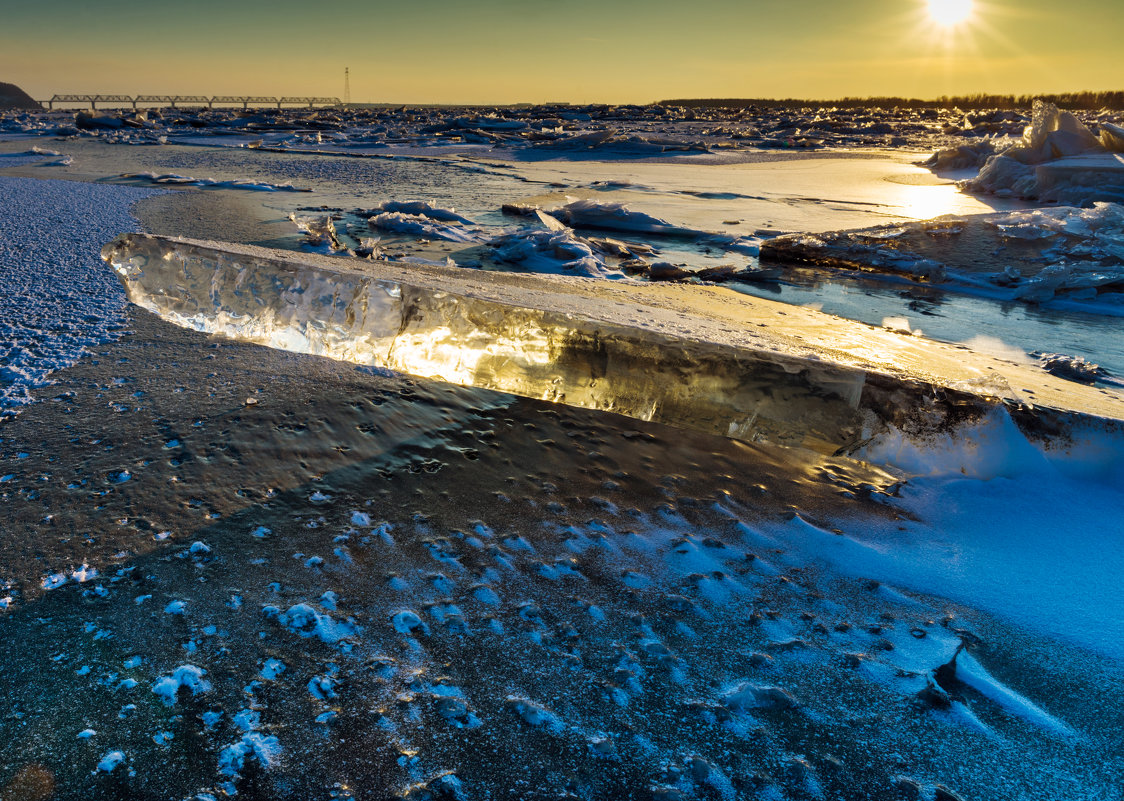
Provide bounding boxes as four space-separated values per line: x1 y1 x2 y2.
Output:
0 82 39 110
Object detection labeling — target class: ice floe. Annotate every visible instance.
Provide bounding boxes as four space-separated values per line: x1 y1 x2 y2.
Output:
487 226 624 279
367 211 480 243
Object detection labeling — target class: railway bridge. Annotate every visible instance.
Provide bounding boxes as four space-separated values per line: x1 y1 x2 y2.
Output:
40 95 342 110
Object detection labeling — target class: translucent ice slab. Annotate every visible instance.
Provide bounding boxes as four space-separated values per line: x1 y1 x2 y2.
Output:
102 234 1124 454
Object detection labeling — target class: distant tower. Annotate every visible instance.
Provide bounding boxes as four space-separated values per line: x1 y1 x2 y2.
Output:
344 67 351 107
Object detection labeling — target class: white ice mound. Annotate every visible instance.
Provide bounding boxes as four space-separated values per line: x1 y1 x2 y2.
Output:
368 211 480 242
1019 101 1102 161
547 199 699 236
923 140 998 171
962 101 1124 203
488 227 625 280
366 200 474 225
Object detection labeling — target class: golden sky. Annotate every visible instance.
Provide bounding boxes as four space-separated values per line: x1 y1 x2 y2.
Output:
2 0 1119 104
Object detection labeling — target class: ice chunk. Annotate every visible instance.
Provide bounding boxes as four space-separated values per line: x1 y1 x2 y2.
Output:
488 227 624 279
955 654 1076 738
1019 101 1101 162
962 154 1036 198
289 213 343 252
961 101 1124 203
1100 122 1124 153
368 212 479 243
365 201 473 225
547 199 699 236
102 234 1124 457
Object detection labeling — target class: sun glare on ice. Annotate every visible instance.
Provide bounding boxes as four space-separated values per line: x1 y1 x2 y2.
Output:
927 0 973 26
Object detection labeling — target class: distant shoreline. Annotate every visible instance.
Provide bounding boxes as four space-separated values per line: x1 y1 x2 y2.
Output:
660 91 1124 111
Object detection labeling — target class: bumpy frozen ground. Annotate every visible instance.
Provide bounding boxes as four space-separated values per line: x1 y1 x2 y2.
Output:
0 174 156 418
2 310 1122 801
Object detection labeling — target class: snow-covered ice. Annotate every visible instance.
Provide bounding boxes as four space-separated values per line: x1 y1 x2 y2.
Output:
0 177 157 418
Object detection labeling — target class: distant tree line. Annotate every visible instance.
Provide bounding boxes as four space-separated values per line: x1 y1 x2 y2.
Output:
659 91 1124 111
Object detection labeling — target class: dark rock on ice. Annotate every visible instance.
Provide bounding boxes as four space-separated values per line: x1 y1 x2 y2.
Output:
75 112 125 130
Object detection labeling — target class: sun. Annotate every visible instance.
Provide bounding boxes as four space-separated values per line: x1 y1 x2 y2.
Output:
927 0 974 26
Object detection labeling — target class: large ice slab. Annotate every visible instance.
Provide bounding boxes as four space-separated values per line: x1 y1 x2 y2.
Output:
102 235 1124 453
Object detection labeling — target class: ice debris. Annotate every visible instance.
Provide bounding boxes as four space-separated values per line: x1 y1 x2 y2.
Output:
487 227 624 279
364 200 474 225
96 751 126 774
368 212 479 243
218 732 282 778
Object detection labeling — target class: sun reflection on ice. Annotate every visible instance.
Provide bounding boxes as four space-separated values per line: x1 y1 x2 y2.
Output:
896 182 974 220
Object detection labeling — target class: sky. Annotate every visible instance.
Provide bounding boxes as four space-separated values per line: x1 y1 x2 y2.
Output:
1 0 1119 105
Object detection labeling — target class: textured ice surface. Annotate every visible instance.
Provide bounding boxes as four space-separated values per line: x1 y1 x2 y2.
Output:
367 211 481 243
1 293 1122 799
0 176 157 418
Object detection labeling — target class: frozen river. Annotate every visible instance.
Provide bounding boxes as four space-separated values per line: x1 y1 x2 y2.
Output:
1 109 1123 801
